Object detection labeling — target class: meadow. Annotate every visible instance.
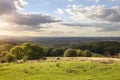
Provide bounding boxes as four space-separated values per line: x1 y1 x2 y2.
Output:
0 57 120 80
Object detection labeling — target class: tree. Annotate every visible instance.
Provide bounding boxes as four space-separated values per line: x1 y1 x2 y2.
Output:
22 43 44 59
64 48 77 57
10 46 24 59
76 49 83 57
6 53 15 63
81 50 92 57
0 51 15 63
2 43 14 51
43 47 54 57
50 48 64 57
29 44 44 59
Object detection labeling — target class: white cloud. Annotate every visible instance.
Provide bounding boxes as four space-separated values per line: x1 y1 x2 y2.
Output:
90 0 99 3
111 0 120 1
65 5 120 22
13 0 27 10
55 8 64 14
68 0 74 2
62 4 120 32
0 0 62 33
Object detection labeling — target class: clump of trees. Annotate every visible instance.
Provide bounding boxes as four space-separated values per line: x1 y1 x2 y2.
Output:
0 51 15 63
72 41 120 57
0 41 120 63
10 42 44 60
64 49 93 57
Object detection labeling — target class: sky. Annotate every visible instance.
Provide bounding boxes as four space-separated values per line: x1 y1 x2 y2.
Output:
0 0 120 37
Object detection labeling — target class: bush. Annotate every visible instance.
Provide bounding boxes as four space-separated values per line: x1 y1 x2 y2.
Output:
0 53 15 63
6 54 15 63
10 43 44 60
117 53 120 58
0 51 9 57
92 53 103 57
41 57 47 61
10 46 24 59
64 48 77 57
81 50 92 57
76 49 83 57
50 48 64 57
0 57 7 63
23 55 28 62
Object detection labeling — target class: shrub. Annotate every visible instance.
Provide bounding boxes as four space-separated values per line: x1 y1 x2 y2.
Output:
104 52 111 57
41 57 47 61
81 50 92 57
117 53 120 58
6 54 15 63
64 48 77 57
76 49 83 57
92 53 103 57
0 57 7 63
0 51 9 57
10 46 24 59
23 55 28 62
0 53 15 63
50 48 64 57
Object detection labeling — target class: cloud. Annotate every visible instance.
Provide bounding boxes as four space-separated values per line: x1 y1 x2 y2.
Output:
0 0 16 15
111 0 120 2
65 5 120 22
5 13 61 26
51 31 64 34
90 0 99 3
97 26 120 32
55 8 64 14
0 0 62 33
62 22 120 31
14 0 27 10
68 0 74 2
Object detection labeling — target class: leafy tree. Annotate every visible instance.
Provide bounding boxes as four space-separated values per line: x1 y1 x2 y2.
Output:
43 47 54 57
10 42 44 60
6 53 15 63
50 48 65 57
2 43 14 51
81 50 92 57
29 44 44 59
0 51 9 57
76 49 83 57
10 46 24 59
64 48 77 57
0 51 15 63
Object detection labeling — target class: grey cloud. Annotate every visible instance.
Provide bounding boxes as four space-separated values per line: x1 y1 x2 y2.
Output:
66 5 120 22
88 8 120 22
63 22 120 31
97 26 120 32
0 0 16 15
6 13 62 26
51 31 64 34
62 22 118 27
0 0 62 32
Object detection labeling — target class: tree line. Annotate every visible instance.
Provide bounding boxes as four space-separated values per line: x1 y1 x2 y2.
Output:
0 41 120 63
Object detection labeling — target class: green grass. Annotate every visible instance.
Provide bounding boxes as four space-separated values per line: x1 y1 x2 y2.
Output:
0 59 120 80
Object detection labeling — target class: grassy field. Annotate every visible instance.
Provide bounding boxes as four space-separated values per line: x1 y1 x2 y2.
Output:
0 57 120 80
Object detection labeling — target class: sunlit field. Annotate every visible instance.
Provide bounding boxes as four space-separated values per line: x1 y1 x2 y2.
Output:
0 57 120 80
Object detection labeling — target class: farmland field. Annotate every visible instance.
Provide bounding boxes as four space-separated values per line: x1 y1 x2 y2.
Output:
0 57 120 80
